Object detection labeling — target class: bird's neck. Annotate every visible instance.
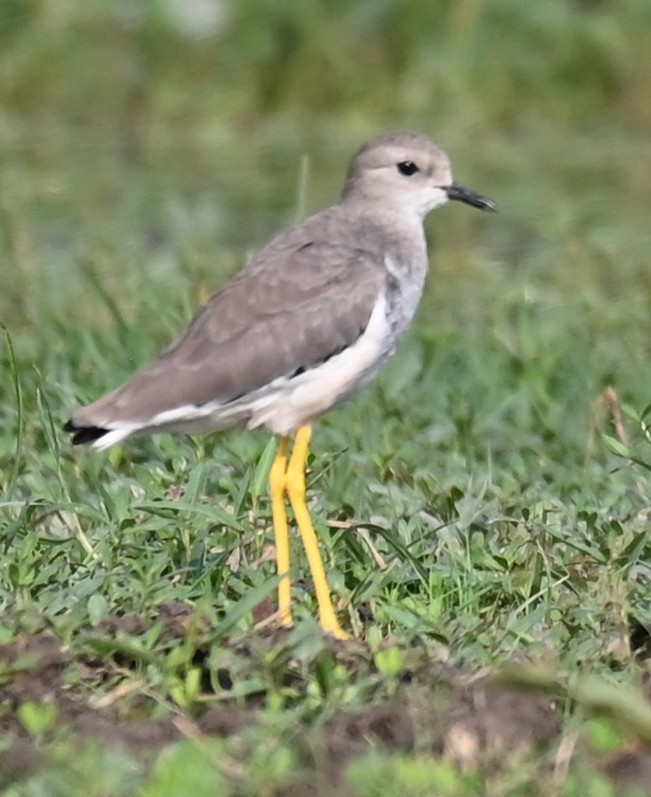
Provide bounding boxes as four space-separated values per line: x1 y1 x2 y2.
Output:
340 200 429 268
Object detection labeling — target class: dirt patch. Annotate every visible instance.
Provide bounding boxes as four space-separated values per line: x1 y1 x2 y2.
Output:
0 630 177 785
96 600 199 639
444 680 561 762
316 680 561 793
1 613 650 794
603 747 651 796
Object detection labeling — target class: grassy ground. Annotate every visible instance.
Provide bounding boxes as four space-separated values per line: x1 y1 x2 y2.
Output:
3 1 651 794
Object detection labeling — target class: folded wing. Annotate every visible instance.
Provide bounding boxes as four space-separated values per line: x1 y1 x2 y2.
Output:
67 239 386 440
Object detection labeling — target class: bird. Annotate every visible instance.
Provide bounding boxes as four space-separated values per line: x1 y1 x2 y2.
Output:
65 131 497 640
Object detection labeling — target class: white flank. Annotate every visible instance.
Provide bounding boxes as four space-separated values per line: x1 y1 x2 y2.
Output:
249 293 389 435
88 294 391 444
91 425 140 451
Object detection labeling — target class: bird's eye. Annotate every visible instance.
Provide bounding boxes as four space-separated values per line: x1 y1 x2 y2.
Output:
397 161 419 176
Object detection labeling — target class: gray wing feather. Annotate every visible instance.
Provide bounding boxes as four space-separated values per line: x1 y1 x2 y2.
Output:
74 239 385 426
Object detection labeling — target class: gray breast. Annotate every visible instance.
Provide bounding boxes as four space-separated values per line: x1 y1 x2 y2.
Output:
381 251 428 345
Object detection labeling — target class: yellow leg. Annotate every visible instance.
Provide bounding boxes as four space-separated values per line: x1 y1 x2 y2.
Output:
269 437 292 627
285 425 349 640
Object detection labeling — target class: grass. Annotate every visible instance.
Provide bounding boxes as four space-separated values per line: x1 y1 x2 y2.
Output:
2 0 651 794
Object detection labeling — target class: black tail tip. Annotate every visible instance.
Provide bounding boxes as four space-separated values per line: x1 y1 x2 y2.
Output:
64 419 109 446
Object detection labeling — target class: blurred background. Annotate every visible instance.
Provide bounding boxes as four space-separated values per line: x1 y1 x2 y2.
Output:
1 0 651 470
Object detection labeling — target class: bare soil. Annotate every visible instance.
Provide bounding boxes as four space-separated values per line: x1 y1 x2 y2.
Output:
1 608 650 795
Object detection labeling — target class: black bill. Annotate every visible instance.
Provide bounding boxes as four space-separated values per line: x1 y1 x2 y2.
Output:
446 182 498 213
